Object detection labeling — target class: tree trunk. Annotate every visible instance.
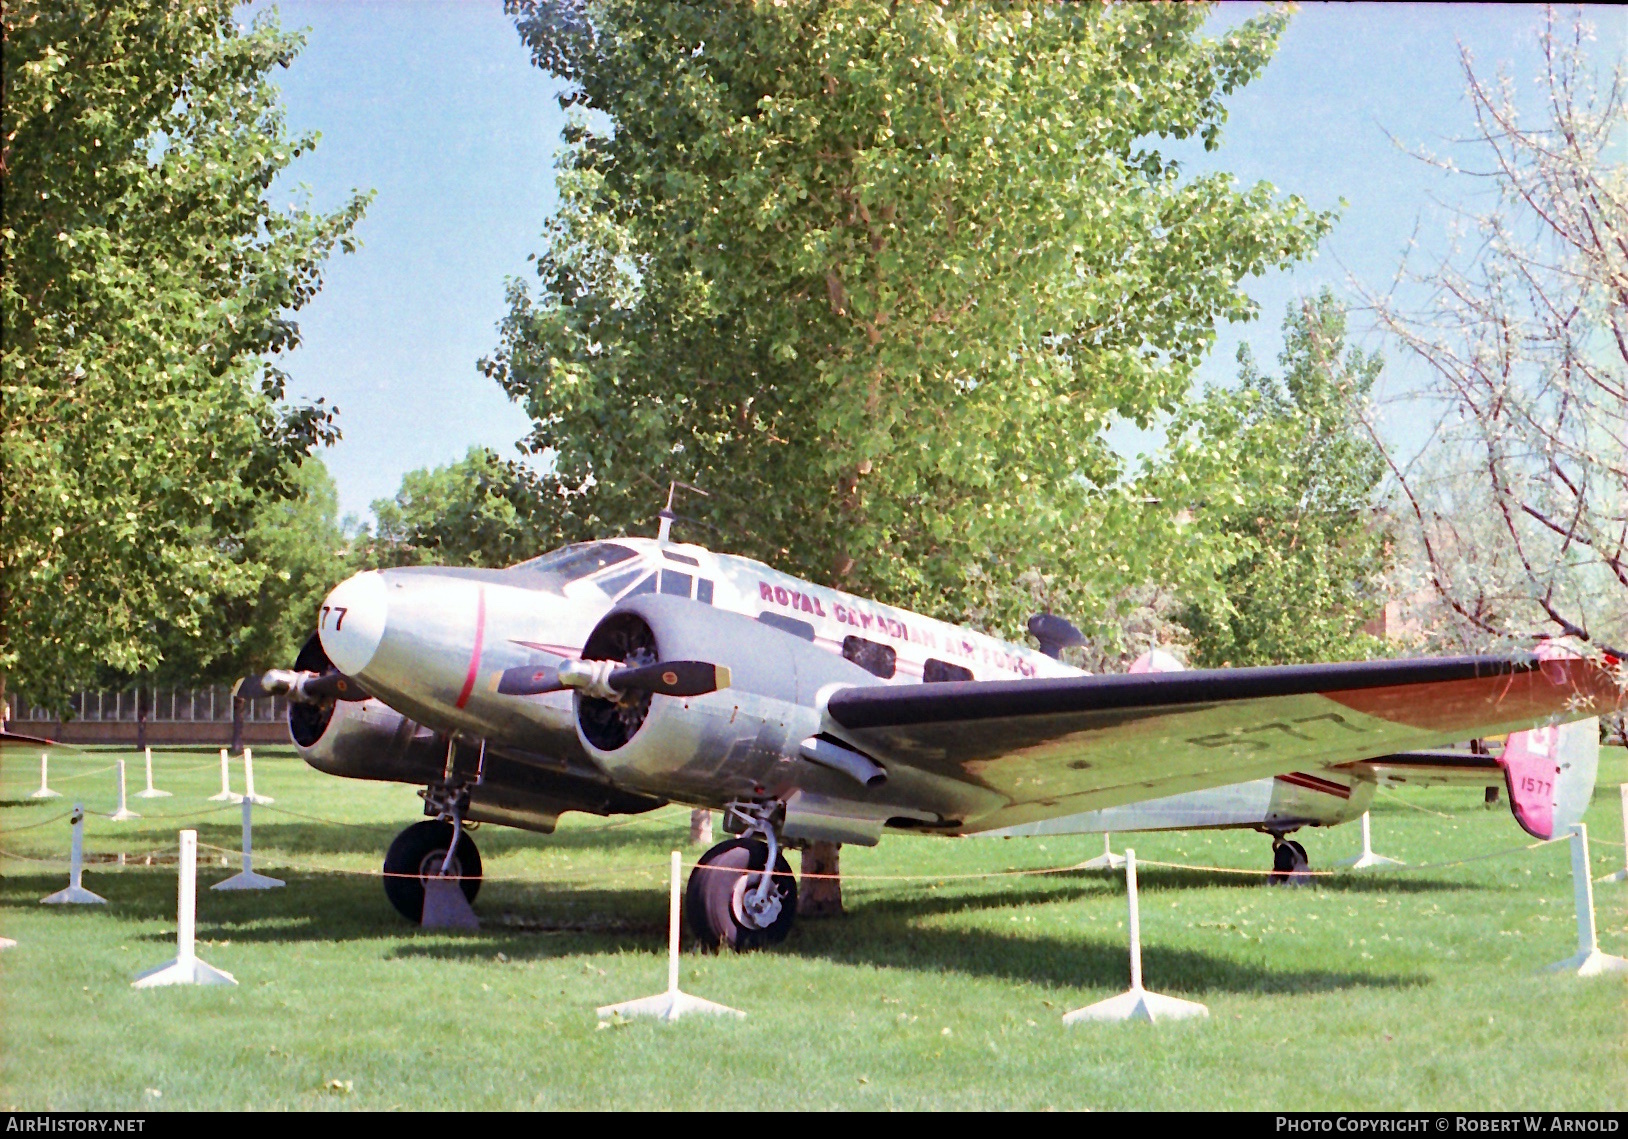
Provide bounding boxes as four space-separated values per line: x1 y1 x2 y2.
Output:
799 841 843 917
231 695 246 753
688 808 713 846
136 687 147 753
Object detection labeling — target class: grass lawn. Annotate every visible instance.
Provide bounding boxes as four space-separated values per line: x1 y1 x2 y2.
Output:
2 742 1625 1110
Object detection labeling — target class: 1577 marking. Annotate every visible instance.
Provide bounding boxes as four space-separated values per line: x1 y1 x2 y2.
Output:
1186 711 1370 752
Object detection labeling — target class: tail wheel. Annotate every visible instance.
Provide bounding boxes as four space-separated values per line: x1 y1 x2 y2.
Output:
383 820 482 922
1270 838 1309 883
685 838 797 951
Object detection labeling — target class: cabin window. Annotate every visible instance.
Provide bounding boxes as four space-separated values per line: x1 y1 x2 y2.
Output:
596 567 646 598
660 570 693 597
843 635 897 679
696 578 715 605
758 612 815 641
923 658 973 683
662 550 700 566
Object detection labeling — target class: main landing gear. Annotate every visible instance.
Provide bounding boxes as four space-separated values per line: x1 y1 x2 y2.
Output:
383 819 483 922
1270 834 1310 884
686 803 798 951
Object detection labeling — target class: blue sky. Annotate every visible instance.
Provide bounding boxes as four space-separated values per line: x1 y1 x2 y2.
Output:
250 2 1626 522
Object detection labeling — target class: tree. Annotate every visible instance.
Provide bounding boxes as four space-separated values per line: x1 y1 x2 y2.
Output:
1359 10 1627 655
356 447 563 570
1175 291 1391 666
215 457 352 674
1 1 369 710
485 1 1335 644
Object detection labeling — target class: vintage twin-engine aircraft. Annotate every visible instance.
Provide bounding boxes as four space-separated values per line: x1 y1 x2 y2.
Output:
248 523 1621 948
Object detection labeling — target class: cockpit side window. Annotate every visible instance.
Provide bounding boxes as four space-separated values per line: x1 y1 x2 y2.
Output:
596 566 646 598
513 543 637 585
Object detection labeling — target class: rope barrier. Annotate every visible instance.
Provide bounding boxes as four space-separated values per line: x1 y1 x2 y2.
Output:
0 810 76 833
49 763 121 783
83 803 239 822
1135 836 1566 879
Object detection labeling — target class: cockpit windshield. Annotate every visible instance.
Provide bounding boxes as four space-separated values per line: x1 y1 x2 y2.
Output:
512 543 638 586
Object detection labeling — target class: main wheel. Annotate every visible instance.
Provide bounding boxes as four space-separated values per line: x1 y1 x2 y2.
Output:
686 838 797 951
383 820 482 922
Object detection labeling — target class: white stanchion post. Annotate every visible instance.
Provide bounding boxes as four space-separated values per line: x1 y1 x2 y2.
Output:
242 746 273 805
1063 849 1209 1025
109 758 140 821
1337 811 1403 870
597 851 745 1022
41 805 106 905
1599 785 1628 885
135 746 171 799
208 748 240 803
1079 832 1127 871
1546 824 1628 976
30 753 60 800
212 798 284 891
132 830 236 988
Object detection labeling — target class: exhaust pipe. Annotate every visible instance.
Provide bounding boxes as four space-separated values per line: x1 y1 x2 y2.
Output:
799 736 887 788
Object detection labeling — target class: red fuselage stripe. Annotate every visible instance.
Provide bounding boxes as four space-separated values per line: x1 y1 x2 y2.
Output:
455 588 486 710
1277 771 1351 799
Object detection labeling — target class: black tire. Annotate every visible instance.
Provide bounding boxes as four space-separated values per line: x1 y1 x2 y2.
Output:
1287 839 1309 867
685 838 797 951
383 820 482 922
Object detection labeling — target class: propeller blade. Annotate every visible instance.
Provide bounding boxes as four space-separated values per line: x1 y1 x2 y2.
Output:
234 669 368 704
497 665 566 696
299 672 370 702
609 660 731 698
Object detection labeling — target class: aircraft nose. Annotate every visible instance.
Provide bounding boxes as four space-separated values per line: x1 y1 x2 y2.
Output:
318 570 389 677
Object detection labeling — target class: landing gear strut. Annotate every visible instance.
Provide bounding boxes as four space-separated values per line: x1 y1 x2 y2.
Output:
1270 835 1309 884
686 803 798 950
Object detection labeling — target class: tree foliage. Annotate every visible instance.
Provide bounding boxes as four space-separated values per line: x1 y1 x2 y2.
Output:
485 1 1335 640
1 1 369 707
1359 10 1627 654
355 447 563 571
1176 291 1390 666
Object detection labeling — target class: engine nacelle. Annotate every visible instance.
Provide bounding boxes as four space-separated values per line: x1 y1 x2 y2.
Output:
287 632 446 785
572 593 884 802
293 694 446 785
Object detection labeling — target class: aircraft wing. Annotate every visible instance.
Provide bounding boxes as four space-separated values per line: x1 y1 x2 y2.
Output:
823 653 1620 833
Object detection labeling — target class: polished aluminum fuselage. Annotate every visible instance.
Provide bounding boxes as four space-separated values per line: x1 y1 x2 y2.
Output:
309 538 1374 836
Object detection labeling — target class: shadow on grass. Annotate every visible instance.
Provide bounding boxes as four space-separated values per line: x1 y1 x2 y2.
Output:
0 864 1430 996
791 920 1429 997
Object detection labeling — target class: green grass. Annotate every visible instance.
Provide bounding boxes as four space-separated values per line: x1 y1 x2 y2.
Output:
2 743 1625 1110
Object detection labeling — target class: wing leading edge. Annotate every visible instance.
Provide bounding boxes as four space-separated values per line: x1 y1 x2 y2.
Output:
823 653 1620 833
